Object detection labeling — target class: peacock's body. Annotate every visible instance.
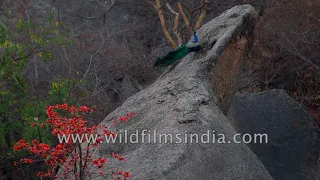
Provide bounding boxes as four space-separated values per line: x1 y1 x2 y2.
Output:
154 31 201 67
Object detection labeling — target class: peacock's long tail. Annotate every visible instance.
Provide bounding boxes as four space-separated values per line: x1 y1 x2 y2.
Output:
154 44 191 66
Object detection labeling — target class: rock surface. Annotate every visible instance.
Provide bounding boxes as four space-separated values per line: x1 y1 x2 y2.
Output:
90 5 273 180
120 74 143 104
227 89 320 180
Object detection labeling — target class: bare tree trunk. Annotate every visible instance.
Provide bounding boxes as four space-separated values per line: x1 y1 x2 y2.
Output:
33 53 39 88
195 0 207 30
177 2 192 37
155 0 177 49
166 2 182 46
150 0 208 49
23 1 39 88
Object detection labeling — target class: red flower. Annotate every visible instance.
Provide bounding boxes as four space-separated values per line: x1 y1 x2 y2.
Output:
128 112 136 117
100 158 107 164
112 153 119 158
118 156 126 162
36 172 43 177
32 139 38 145
52 128 59 135
22 158 34 164
14 144 22 151
124 172 131 178
92 158 107 168
118 116 129 122
13 104 132 179
69 106 75 113
14 139 30 151
61 103 68 109
93 159 98 165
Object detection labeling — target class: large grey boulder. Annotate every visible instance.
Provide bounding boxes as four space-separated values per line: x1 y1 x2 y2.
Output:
91 5 273 180
227 89 320 180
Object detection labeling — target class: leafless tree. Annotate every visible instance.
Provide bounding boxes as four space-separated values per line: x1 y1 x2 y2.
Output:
147 0 210 49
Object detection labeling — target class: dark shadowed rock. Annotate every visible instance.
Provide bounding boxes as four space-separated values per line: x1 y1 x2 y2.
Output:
120 74 143 103
120 74 143 104
227 89 320 180
84 5 274 180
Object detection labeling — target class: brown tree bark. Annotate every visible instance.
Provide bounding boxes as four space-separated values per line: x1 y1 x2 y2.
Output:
155 0 178 49
195 0 207 30
166 2 182 46
177 2 192 37
150 0 208 49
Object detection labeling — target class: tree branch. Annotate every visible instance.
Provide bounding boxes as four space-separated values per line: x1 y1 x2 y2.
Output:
194 0 207 30
155 0 177 49
165 2 182 46
177 1 192 37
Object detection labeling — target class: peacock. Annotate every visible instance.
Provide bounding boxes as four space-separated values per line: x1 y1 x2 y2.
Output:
154 31 201 67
